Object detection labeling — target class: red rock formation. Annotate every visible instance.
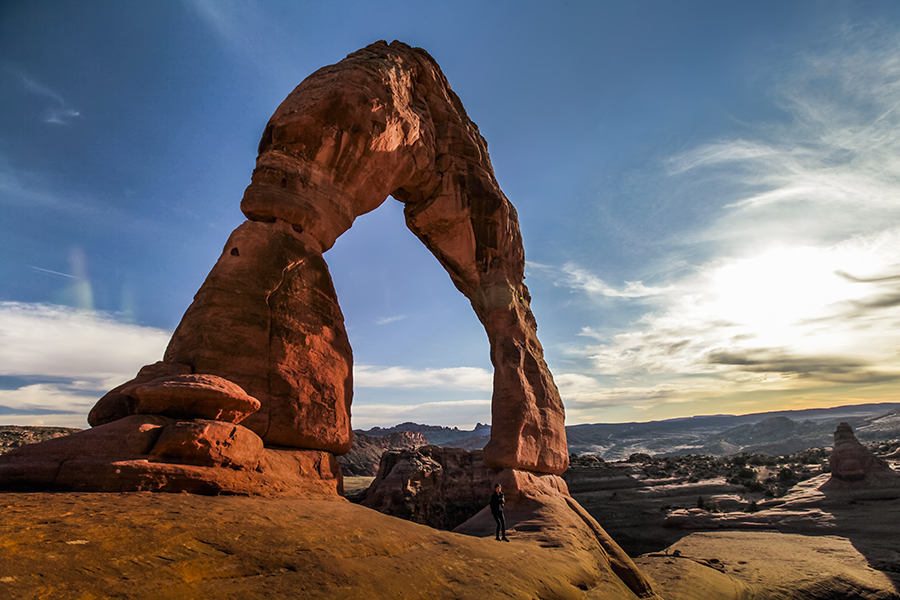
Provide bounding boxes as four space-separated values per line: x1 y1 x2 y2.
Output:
359 447 656 598
0 415 341 496
820 422 900 492
131 374 261 423
455 467 656 599
93 40 566 473
237 40 569 472
2 40 567 497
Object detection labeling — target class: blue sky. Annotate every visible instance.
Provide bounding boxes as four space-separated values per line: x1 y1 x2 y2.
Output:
2 1 900 429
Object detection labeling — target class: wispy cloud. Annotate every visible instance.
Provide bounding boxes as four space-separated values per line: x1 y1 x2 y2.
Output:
375 315 407 325
3 63 81 125
0 154 164 234
184 0 295 82
531 262 670 299
670 28 900 249
0 384 95 428
354 365 492 390
562 26 900 417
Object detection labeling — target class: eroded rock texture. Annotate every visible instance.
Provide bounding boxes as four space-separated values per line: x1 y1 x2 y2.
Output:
91 40 567 474
337 431 428 476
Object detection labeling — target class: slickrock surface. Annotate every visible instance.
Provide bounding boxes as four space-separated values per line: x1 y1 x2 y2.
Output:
2 486 898 599
637 531 898 600
0 492 649 600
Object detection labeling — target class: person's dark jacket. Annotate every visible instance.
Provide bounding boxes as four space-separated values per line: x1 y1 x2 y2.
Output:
490 491 504 515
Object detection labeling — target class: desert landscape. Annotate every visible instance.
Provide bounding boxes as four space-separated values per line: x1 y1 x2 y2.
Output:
4 5 900 598
3 410 900 599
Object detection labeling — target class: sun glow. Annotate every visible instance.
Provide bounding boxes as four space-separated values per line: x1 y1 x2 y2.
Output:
704 246 858 349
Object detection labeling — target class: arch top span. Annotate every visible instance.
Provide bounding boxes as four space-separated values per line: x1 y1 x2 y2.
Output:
90 40 568 476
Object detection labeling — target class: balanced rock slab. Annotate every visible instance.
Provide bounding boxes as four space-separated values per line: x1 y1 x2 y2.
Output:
133 374 261 423
0 415 341 496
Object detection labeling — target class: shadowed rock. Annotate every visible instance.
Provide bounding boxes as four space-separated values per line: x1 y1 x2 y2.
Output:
820 421 900 493
337 431 428 476
360 445 495 530
0 415 341 496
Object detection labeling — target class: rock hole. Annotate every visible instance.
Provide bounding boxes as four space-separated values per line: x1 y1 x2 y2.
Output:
230 247 240 257
280 177 287 188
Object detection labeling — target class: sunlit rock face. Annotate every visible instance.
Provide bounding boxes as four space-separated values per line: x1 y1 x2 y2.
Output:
820 422 900 491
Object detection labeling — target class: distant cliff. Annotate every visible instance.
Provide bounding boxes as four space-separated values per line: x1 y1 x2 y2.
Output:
358 422 491 446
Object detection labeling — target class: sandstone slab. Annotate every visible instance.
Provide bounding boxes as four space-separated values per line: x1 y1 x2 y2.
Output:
132 374 261 423
89 361 192 426
148 419 265 469
0 416 340 496
453 467 657 599
0 493 650 600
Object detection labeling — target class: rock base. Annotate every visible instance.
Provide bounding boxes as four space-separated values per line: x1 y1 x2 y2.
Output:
454 468 659 599
0 415 341 497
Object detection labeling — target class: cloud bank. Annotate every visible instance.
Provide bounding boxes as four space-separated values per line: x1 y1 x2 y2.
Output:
0 303 170 426
354 365 492 390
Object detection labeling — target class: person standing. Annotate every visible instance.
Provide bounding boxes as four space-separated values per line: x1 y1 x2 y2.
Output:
490 483 509 541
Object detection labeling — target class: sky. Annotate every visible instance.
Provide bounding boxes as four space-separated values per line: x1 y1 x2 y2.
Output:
2 1 900 430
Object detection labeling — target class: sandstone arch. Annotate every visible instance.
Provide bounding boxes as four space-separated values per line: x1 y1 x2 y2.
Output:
88 40 567 476
0 42 661 598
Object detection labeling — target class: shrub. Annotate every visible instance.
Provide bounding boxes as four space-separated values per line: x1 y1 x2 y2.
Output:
778 467 797 482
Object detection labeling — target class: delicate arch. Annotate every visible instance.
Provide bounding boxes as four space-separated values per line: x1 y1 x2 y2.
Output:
90 41 567 475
